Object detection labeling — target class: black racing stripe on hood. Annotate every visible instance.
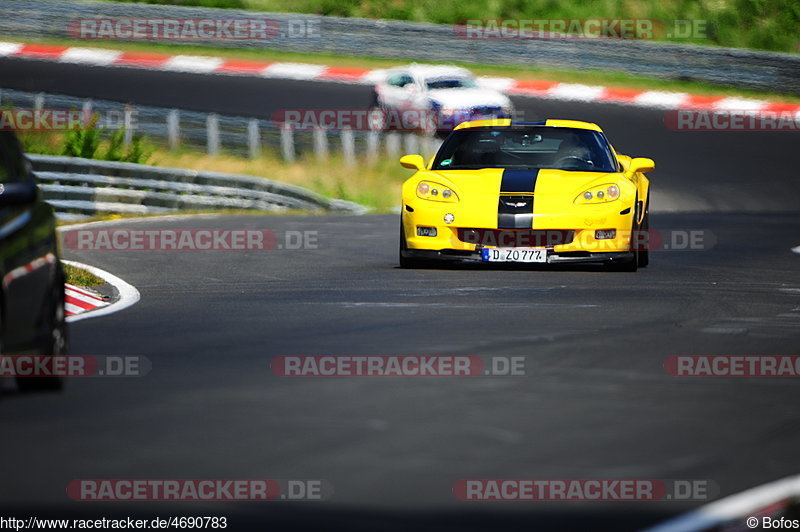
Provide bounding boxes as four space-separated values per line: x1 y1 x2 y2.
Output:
500 168 539 194
498 169 538 229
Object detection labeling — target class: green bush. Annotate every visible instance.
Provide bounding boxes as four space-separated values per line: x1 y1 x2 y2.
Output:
103 129 152 164
62 115 102 159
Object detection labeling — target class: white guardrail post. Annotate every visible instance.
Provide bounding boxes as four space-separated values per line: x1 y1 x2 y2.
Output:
366 130 379 165
385 132 401 158
167 109 180 151
402 133 419 157
341 127 356 167
247 118 261 159
206 113 220 156
123 106 135 147
81 99 92 125
313 127 329 162
280 124 295 163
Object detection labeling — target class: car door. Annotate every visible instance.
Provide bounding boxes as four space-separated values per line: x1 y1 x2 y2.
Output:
0 131 60 353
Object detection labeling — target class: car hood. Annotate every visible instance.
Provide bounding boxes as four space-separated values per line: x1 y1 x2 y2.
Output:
427 88 511 110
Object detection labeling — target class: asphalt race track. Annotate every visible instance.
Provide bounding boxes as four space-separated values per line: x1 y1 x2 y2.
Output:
1 57 799 531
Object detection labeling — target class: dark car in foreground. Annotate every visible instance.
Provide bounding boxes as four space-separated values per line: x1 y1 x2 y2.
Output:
0 130 67 391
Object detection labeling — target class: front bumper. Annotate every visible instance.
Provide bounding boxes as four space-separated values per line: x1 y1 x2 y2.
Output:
402 197 638 263
401 247 635 265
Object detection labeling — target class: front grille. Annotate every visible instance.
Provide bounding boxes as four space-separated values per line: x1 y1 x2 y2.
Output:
458 229 575 248
497 195 534 230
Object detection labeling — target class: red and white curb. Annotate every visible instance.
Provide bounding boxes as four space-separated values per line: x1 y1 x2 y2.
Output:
2 41 799 113
65 282 108 317
61 260 140 323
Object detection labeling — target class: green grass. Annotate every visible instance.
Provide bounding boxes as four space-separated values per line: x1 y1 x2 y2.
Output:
21 123 407 212
6 35 800 103
63 263 105 286
16 114 410 211
73 0 800 54
148 146 408 211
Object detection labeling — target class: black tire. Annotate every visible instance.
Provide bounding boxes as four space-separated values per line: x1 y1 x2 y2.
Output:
637 197 650 268
16 281 67 392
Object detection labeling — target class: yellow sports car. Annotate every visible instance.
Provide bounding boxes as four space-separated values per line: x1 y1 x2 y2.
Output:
399 119 654 271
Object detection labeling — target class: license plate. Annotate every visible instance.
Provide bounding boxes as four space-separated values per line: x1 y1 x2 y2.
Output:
482 248 547 263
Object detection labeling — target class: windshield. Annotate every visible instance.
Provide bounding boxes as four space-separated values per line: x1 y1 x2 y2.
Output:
425 77 478 90
432 126 619 172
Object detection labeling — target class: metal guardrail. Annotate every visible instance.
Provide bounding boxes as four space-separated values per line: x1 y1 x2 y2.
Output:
30 154 367 220
1 0 799 94
1 88 441 162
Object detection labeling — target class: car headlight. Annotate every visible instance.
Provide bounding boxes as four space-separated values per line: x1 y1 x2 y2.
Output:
417 181 459 203
575 183 620 205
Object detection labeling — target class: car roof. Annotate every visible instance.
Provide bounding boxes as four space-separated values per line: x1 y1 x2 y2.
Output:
386 64 474 81
454 118 603 132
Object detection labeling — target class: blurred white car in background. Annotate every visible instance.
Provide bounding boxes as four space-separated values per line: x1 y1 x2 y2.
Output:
369 64 514 135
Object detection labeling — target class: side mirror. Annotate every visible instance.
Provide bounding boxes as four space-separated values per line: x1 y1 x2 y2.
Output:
400 154 426 171
627 158 655 175
0 181 38 207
